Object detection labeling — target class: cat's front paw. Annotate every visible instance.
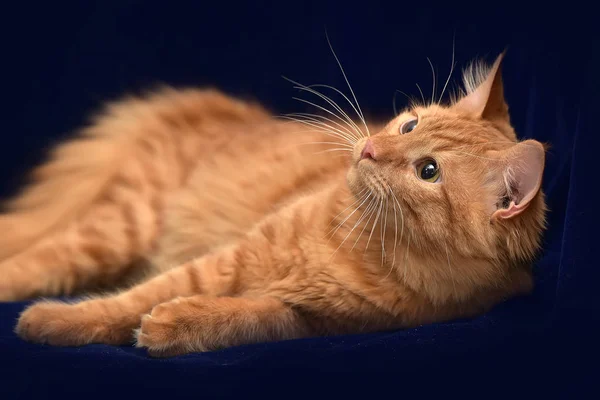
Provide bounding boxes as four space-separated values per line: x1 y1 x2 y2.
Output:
135 297 210 357
16 301 95 346
16 300 137 346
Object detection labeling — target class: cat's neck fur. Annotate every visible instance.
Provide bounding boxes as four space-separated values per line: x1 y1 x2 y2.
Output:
319 180 532 311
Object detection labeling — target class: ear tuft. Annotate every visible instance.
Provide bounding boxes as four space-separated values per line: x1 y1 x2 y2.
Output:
454 51 509 123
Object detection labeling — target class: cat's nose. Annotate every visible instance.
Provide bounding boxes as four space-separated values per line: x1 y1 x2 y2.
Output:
360 139 376 160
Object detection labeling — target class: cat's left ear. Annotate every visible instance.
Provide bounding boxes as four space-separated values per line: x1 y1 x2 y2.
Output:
454 51 509 123
490 140 545 220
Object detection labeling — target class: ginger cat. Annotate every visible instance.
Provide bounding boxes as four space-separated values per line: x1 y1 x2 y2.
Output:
1 52 547 357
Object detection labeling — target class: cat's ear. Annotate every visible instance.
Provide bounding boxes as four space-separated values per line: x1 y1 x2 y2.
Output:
454 51 509 123
491 140 545 220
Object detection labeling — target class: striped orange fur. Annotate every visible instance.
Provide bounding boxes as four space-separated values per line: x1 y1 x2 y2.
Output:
5 53 547 356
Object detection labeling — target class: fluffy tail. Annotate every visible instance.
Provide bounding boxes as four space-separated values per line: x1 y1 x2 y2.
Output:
0 88 270 264
0 112 139 261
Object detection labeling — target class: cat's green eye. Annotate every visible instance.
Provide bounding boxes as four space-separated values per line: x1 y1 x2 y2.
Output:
416 159 440 183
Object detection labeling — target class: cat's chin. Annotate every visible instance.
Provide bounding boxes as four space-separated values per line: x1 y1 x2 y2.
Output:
345 165 373 201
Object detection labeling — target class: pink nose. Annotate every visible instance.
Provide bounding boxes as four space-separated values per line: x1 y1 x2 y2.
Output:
360 139 376 160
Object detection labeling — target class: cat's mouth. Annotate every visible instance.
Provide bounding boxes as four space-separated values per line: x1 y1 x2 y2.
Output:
363 174 389 199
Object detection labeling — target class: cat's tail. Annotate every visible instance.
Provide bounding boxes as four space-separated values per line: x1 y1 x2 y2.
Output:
0 108 146 261
0 88 270 300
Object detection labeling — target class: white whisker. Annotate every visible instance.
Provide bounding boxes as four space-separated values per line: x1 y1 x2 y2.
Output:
427 57 436 106
327 188 369 229
349 197 379 252
315 148 353 154
416 83 426 105
281 115 357 145
389 187 405 254
288 112 358 139
332 196 377 259
297 141 354 148
381 191 389 265
325 33 370 137
364 196 384 254
394 90 418 111
285 113 359 142
327 192 373 239
307 84 369 137
382 185 398 281
290 97 361 142
444 242 458 301
404 230 411 281
290 86 363 140
438 33 456 104
283 76 363 139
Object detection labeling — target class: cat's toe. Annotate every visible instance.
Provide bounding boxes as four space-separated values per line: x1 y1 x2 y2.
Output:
135 300 201 357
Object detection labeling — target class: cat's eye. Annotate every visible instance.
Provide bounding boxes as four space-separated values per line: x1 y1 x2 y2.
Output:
399 118 418 134
416 159 440 183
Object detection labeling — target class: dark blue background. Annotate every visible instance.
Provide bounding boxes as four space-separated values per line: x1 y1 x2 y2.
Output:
1 1 598 399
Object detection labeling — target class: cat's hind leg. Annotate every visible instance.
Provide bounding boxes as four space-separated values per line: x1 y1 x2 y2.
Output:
15 246 240 345
0 193 160 301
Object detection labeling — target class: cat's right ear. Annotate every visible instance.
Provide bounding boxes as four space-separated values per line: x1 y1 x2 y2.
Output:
490 140 545 221
454 51 509 124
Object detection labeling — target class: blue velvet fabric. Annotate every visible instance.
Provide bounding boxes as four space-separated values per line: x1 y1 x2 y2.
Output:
1 2 598 398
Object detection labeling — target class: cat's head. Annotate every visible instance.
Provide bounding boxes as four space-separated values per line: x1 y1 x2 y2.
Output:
347 53 547 304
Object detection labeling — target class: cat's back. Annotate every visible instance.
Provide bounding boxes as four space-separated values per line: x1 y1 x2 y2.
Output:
151 93 351 267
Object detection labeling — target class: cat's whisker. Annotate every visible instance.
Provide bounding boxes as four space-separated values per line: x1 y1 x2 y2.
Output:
289 97 362 142
281 115 357 145
280 114 356 143
444 241 458 301
327 189 369 229
363 196 384 255
457 140 544 149
283 76 363 139
333 195 378 259
427 57 437 106
287 112 358 139
382 185 398 281
314 148 353 154
325 33 370 137
416 83 426 105
278 120 351 143
394 90 419 113
404 230 411 282
388 185 405 259
306 84 369 138
285 113 359 143
380 192 389 266
289 87 363 140
297 141 354 151
327 192 373 240
438 33 456 105
349 197 379 253
296 141 354 148
448 150 504 161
